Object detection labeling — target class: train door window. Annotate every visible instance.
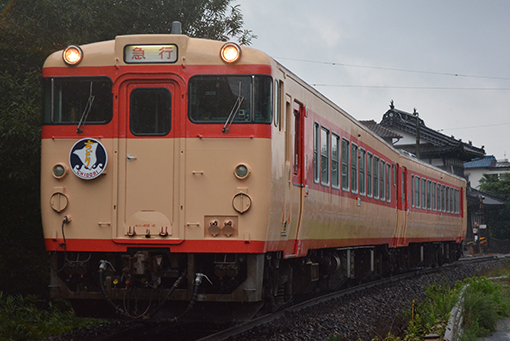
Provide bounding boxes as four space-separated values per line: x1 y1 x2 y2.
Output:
341 139 349 191
373 156 379 199
331 134 340 189
130 87 171 135
274 80 282 129
359 149 366 196
293 109 303 175
426 181 430 210
432 182 437 211
421 178 427 210
313 123 319 183
385 163 391 202
367 153 373 197
320 127 329 186
415 176 420 208
380 160 385 201
441 185 446 212
351 144 358 194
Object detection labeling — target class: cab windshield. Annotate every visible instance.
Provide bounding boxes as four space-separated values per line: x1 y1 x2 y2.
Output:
43 77 113 125
189 75 272 124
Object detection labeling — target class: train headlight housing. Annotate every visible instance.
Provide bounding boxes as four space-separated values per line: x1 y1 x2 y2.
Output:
63 45 83 66
234 163 250 180
52 163 69 179
220 43 241 63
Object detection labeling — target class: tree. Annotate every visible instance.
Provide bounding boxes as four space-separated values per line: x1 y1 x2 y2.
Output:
479 173 510 240
0 0 255 296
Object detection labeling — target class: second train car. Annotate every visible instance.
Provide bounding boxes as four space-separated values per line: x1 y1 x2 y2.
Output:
41 26 466 320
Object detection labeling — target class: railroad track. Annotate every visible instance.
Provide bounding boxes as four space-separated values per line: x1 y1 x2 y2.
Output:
197 254 509 341
84 254 507 341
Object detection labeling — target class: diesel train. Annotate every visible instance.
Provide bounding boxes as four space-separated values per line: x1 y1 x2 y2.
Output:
41 24 466 321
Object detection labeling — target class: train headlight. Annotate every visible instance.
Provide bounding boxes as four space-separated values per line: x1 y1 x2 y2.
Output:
52 163 69 179
220 43 241 63
234 163 250 180
63 45 83 66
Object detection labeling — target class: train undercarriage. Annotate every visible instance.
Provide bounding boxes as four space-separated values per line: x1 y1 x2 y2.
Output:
50 242 463 322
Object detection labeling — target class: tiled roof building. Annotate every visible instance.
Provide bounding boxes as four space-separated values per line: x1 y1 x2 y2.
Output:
378 101 485 177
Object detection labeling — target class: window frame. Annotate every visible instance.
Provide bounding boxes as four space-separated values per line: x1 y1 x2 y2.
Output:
320 126 330 186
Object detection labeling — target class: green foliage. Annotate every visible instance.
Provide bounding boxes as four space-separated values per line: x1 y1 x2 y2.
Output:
0 0 254 298
0 292 102 341
479 173 510 239
459 277 510 340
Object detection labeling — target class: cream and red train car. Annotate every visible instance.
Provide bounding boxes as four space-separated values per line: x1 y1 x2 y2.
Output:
41 29 466 320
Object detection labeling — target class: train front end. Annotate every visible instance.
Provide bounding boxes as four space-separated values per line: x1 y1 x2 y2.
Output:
41 33 275 320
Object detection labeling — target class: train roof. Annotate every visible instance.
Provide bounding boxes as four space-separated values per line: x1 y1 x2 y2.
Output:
43 34 274 69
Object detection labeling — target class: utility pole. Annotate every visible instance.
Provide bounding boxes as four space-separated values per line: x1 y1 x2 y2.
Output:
413 108 420 159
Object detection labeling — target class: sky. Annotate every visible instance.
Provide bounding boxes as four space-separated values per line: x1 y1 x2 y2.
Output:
235 0 510 160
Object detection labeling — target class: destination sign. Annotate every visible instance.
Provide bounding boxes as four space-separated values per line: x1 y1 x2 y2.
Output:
124 44 178 63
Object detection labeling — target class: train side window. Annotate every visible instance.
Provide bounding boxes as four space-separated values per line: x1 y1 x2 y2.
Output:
373 156 379 199
437 183 441 212
446 187 450 213
432 182 437 211
359 149 366 196
456 189 460 213
313 123 320 183
320 127 330 186
331 134 340 189
415 176 420 208
380 160 385 201
351 144 358 194
421 178 426 210
411 175 415 207
441 185 446 212
386 163 391 202
130 87 171 136
427 180 432 210
402 171 406 205
341 139 349 191
367 153 373 197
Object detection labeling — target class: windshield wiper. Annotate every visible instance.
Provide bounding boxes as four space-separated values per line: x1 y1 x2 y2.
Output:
76 82 95 133
222 82 244 133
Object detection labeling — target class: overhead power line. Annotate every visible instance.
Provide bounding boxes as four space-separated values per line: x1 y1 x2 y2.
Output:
310 84 510 90
277 57 510 81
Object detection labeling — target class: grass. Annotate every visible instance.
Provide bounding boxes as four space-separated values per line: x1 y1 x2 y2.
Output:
0 292 103 341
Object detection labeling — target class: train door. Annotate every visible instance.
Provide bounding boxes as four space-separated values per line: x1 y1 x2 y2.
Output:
284 101 306 257
115 79 183 242
394 166 408 246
